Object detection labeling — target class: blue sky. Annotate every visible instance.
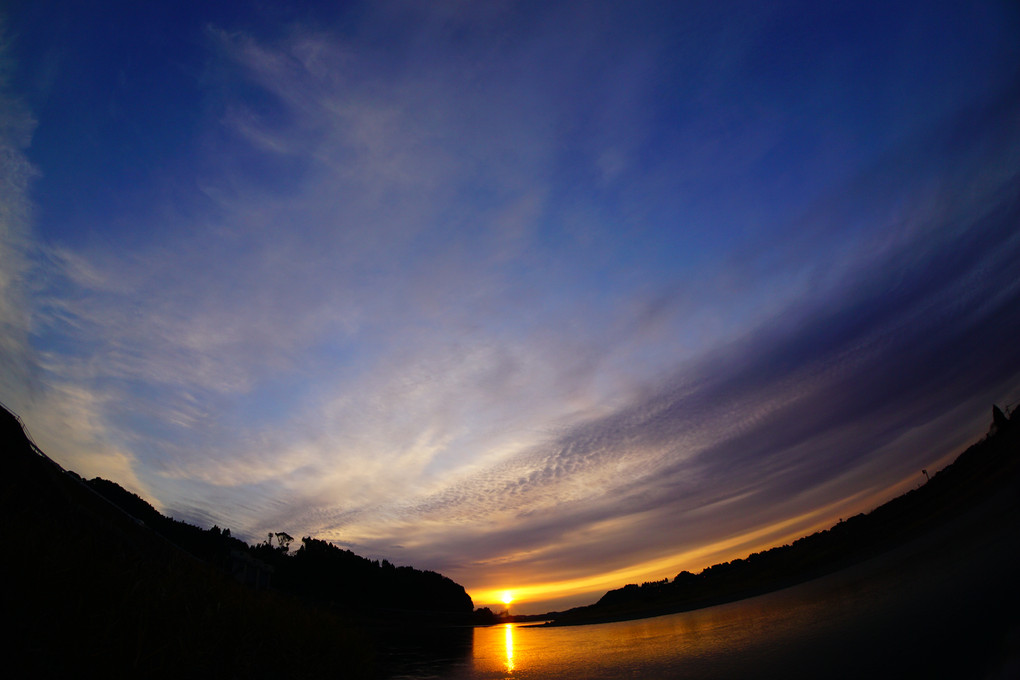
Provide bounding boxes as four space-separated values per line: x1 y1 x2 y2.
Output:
2 0 1019 612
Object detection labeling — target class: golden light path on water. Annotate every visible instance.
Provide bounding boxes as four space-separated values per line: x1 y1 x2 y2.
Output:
504 624 514 673
470 473 927 612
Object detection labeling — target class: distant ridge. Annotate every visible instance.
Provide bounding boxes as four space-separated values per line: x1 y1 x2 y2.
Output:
0 402 474 677
545 405 1020 626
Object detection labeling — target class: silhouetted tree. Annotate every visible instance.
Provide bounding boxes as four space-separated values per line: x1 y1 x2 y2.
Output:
473 607 497 624
992 404 1009 432
274 532 294 552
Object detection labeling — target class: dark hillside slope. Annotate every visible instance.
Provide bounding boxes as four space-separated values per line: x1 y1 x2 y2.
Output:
79 472 473 618
0 406 372 679
552 405 1020 626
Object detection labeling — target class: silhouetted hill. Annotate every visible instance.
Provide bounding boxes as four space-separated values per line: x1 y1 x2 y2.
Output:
549 405 1020 626
0 403 470 677
1 405 373 677
277 536 473 615
24 430 475 618
84 476 252 570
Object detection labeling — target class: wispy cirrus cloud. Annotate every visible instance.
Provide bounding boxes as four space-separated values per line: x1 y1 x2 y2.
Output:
0 23 152 499
0 26 36 397
6 1 1020 613
263 82 1020 603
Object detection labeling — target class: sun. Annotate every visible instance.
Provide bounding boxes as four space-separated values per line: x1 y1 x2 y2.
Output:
501 591 514 605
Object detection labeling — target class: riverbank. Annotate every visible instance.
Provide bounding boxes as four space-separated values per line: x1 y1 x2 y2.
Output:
542 408 1019 627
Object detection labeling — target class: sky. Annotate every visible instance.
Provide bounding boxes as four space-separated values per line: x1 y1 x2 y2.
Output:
2 0 1019 613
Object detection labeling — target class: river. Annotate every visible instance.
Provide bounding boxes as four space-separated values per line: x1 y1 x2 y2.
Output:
383 492 1019 679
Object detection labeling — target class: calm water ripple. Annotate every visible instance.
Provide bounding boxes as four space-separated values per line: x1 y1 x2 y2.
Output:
386 501 1019 679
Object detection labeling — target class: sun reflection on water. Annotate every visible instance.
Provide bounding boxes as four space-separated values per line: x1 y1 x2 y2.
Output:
504 623 515 672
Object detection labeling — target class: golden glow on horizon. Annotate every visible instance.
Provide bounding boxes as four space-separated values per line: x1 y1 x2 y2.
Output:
470 485 914 611
501 591 514 605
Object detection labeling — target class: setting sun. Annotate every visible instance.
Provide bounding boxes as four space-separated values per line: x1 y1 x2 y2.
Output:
501 591 514 605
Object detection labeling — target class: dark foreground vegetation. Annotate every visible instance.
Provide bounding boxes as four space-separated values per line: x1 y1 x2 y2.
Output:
546 404 1020 627
0 404 475 678
83 477 473 618
5 401 1018 677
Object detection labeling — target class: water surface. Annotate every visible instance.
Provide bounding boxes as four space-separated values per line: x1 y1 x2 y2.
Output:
386 506 1019 679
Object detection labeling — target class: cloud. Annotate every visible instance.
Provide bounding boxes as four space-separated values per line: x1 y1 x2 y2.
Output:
0 23 37 403
11 13 609 528
8 1 1020 612
299 84 1020 602
0 27 152 499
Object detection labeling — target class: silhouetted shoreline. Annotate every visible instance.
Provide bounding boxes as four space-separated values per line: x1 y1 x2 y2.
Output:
535 405 1019 627
4 401 1018 676
0 403 474 678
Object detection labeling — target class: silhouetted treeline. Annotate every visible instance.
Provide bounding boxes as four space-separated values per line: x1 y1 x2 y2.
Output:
551 405 1020 625
246 535 474 615
85 476 250 567
1 401 480 678
69 457 475 617
79 480 474 619
0 405 373 678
